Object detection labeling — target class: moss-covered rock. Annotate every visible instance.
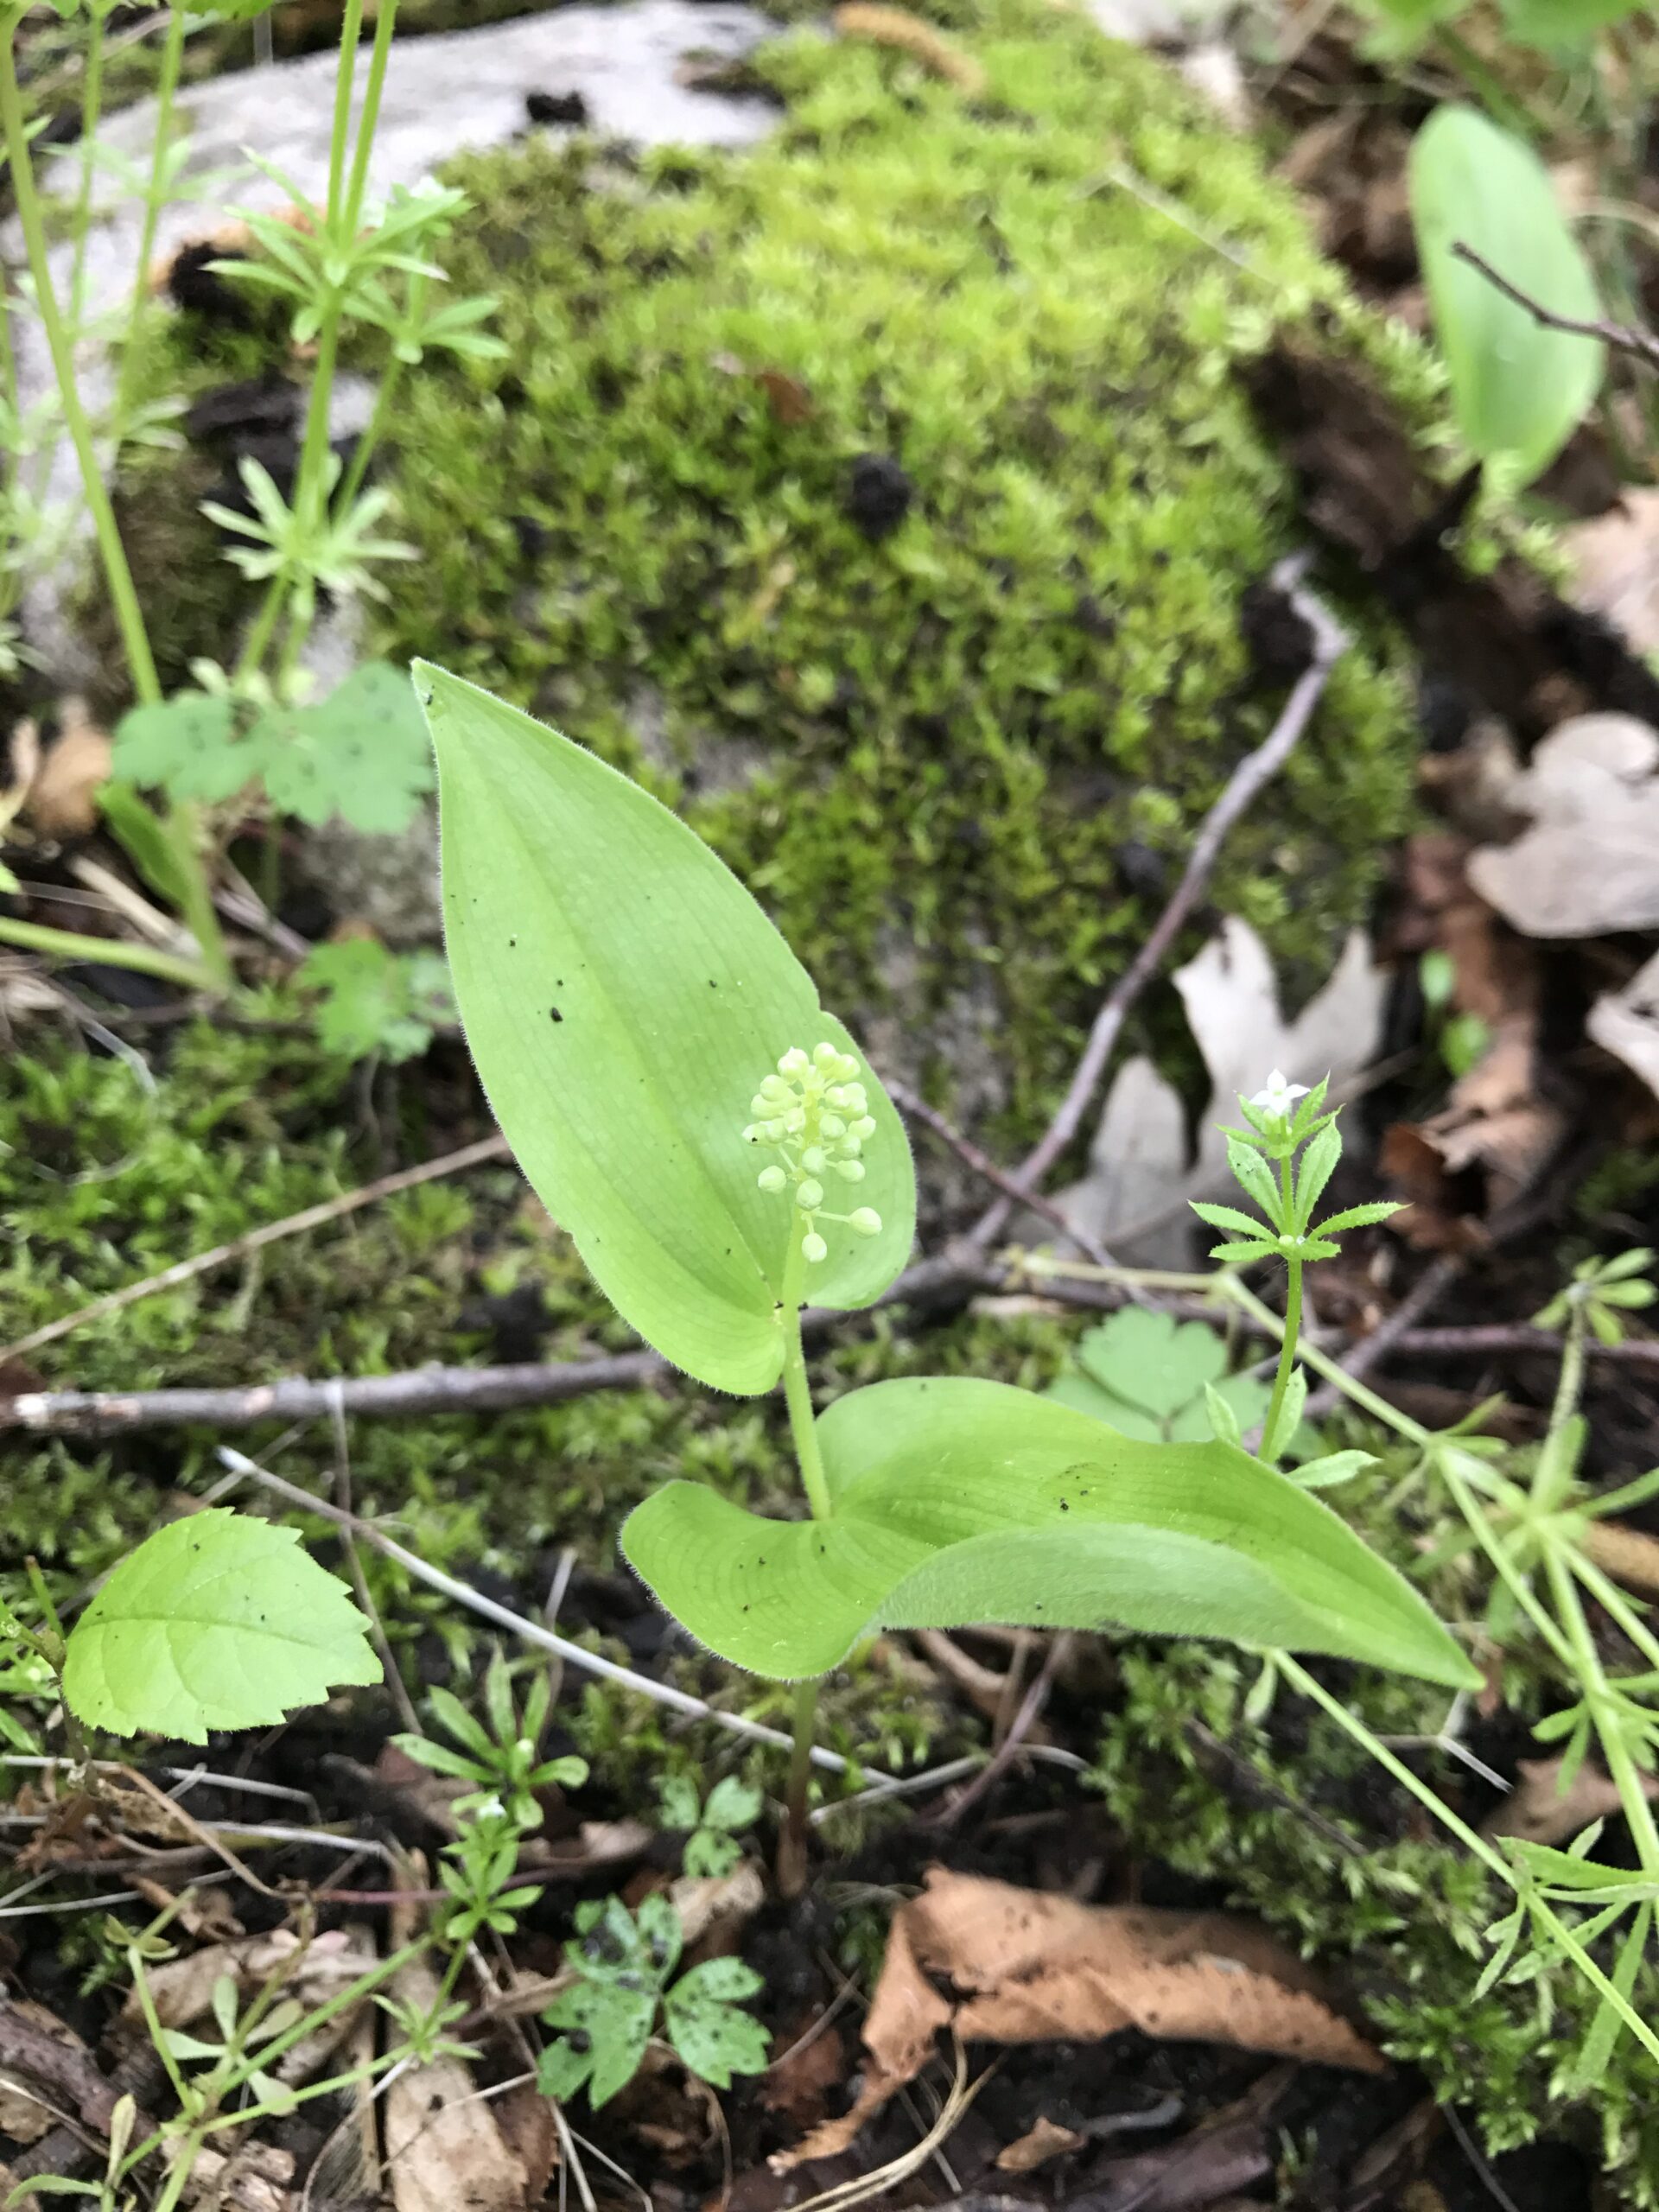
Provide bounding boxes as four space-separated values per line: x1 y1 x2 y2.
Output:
361 1 1427 1150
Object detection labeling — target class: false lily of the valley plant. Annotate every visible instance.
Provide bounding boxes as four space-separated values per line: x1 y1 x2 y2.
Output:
422 664 1478 1842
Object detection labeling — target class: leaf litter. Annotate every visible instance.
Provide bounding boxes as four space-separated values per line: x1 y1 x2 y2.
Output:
772 1868 1381 2170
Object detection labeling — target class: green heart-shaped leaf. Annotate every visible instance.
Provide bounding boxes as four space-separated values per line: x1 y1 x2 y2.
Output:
419 664 915 1395
621 1377 1478 1688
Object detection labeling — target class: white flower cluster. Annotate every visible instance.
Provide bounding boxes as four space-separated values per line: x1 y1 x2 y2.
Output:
743 1042 882 1264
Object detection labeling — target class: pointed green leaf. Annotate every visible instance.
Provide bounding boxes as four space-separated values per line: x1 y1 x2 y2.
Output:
1410 105 1604 484
621 1378 1478 1689
1313 1201 1402 1237
1224 1135 1282 1224
1263 1365 1307 1463
1293 1122 1341 1232
1190 1201 1272 1239
421 664 915 1394
62 1510 379 1744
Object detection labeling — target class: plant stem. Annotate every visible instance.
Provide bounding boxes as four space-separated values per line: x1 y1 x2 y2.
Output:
68 3 105 327
344 0 397 231
1544 1541 1659 1876
780 1228 832 1524
778 1222 830 1888
0 28 157 705
114 2 185 435
1261 1262 1301 1462
0 913 210 989
1277 1650 1659 2067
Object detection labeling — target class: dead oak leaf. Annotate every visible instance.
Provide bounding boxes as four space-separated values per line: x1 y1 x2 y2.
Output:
996 2115 1086 2172
772 1868 1380 2171
1468 713 1659 939
1485 1755 1659 1847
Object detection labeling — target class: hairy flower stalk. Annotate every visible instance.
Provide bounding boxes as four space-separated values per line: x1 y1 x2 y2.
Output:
743 1042 881 1262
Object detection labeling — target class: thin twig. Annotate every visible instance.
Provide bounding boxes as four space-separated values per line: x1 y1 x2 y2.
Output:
0 1132 512 1364
0 1253 994 1436
887 1080 1120 1268
1452 241 1659 371
1303 1253 1465 1420
970 556 1349 1248
218 1448 851 1774
926 1634 1071 1828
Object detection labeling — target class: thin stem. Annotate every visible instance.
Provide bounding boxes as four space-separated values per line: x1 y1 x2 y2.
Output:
0 27 157 704
784 1678 818 1856
1544 1541 1659 1877
114 3 186 434
233 576 285 683
780 1224 831 1523
1548 1313 1588 1453
68 3 105 328
326 0 365 217
336 337 404 507
1261 1262 1301 1463
344 0 397 232
0 913 210 990
1278 1652 1659 2068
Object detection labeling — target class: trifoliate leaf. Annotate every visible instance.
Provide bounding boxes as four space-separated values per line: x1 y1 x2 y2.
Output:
62 1510 379 1743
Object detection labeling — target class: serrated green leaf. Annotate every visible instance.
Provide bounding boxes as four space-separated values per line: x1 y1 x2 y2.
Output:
702 1775 763 1831
254 663 433 833
1224 1135 1281 1224
1313 1201 1402 1237
61 1510 378 1744
1077 1308 1227 1423
1410 105 1604 484
421 664 916 1395
1209 1239 1283 1265
683 1827 742 1878
622 1377 1478 1688
299 938 452 1065
1190 1201 1272 1239
658 1774 702 1830
1293 1122 1341 1230
1202 1382 1243 1448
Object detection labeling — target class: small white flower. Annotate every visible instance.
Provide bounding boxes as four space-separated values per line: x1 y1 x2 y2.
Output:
473 1796 507 1823
1248 1070 1308 1119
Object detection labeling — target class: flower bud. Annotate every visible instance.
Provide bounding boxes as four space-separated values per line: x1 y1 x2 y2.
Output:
762 1118 787 1141
750 1094 772 1117
779 1047 809 1076
802 1146 827 1174
849 1207 882 1236
802 1230 828 1263
836 1159 865 1182
820 1114 846 1139
761 1074 790 1098
797 1178 824 1210
812 1042 840 1069
757 1166 785 1193
850 1115 876 1140
825 1085 850 1109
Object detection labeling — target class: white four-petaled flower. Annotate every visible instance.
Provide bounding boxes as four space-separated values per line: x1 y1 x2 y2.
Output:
1248 1070 1308 1119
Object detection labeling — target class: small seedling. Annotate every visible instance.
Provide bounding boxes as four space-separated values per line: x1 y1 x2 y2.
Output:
658 1774 764 1878
537 1894 768 2107
300 938 455 1063
394 1650 588 1831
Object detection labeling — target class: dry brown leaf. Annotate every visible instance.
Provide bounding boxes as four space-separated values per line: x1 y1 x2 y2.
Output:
671 1858 765 1950
760 2016 848 2127
996 2115 1085 2171
131 1878 245 1941
25 702 110 839
772 1869 1380 2170
384 1955 528 2212
1485 1755 1659 1847
832 3 987 92
122 1929 365 2032
1588 945 1659 1107
1383 1017 1565 1244
1565 489 1659 656
175 2139 295 2211
1468 713 1659 938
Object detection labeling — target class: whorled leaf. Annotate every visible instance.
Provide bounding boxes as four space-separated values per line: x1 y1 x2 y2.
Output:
622 1377 1478 1689
420 664 915 1395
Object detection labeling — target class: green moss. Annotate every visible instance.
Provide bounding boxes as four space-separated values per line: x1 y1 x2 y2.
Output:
359 3 1422 1144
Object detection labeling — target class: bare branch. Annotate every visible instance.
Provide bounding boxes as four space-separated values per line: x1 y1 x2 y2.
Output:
1452 241 1659 372
969 555 1349 1246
